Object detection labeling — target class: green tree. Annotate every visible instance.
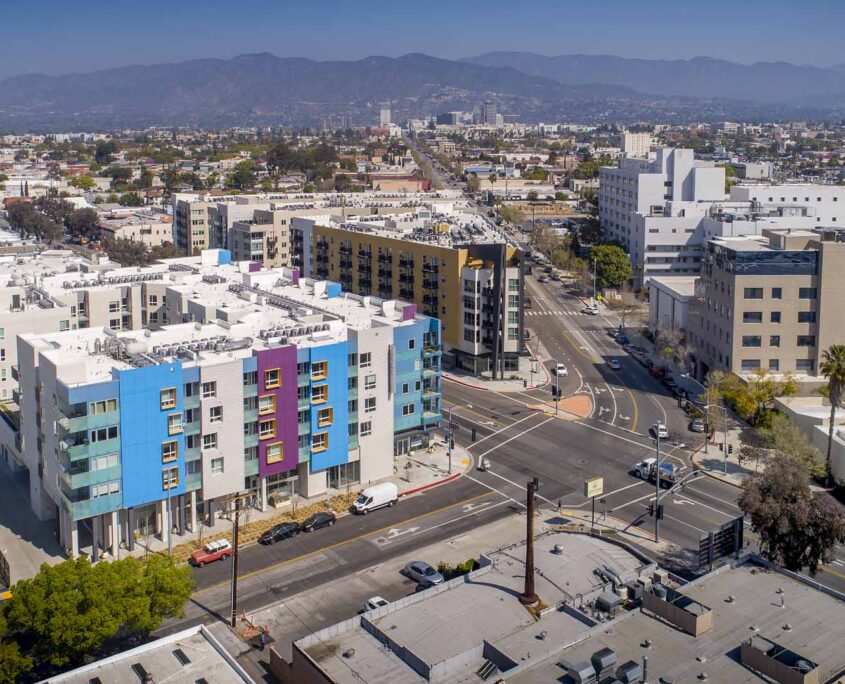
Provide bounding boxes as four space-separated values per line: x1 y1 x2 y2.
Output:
748 411 824 477
527 190 539 202
149 242 185 261
137 166 154 189
498 205 524 226
103 238 149 266
231 160 257 190
720 369 798 424
0 173 8 183
65 208 100 240
575 216 604 246
260 177 274 192
591 244 632 289
119 192 144 207
739 452 845 574
554 191 569 201
820 344 845 486
466 173 480 192
7 203 63 242
69 174 96 190
94 140 118 165
574 159 600 179
0 610 32 683
6 555 193 668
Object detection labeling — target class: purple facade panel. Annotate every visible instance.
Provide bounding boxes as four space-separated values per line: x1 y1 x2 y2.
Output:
290 268 300 285
248 262 262 273
254 345 299 477
402 303 417 321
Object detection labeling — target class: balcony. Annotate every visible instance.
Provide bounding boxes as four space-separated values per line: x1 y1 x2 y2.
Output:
399 274 414 284
399 288 414 300
298 396 311 410
399 258 414 269
423 410 442 425
423 366 439 379
422 279 438 290
422 264 439 274
242 384 258 398
60 463 121 492
339 245 353 256
339 258 353 269
377 253 392 264
423 345 442 356
243 409 258 423
186 472 202 491
58 409 119 434
357 249 371 259
298 445 311 463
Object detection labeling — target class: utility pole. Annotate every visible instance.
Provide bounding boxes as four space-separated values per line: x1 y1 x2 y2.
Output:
519 477 539 606
555 367 560 415
654 433 661 544
230 496 241 628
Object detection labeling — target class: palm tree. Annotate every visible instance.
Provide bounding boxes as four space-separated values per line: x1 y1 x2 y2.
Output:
820 344 845 486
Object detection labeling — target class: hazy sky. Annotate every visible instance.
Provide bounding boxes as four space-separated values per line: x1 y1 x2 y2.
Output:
2 0 843 79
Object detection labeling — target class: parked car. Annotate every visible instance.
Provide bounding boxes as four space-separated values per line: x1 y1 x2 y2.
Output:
353 482 399 515
616 334 630 345
554 362 568 377
363 596 390 612
649 366 666 379
404 561 445 585
550 273 561 281
190 540 231 568
689 418 705 433
606 328 619 338
608 359 621 371
258 522 300 545
301 511 337 532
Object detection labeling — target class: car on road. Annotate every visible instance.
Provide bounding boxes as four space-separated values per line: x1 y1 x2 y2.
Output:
404 561 445 585
616 334 630 346
301 511 337 532
258 522 301 545
554 362 568 377
190 540 231 568
524 297 533 309
650 422 669 439
689 418 705 432
633 457 679 486
582 306 599 315
538 275 550 283
607 359 621 371
363 596 390 612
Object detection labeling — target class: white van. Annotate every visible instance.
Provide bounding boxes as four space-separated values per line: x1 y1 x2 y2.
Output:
353 482 399 514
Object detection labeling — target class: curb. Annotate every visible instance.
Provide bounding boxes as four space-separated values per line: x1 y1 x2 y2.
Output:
690 441 744 490
399 471 462 498
443 374 490 392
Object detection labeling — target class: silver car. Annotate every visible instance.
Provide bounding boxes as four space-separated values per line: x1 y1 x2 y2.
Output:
404 561 445 585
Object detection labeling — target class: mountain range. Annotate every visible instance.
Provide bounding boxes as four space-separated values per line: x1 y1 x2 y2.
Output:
0 52 841 131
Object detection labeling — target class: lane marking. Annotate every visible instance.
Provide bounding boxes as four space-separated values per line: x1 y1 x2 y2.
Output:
475 416 556 459
192 491 495 595
466 474 525 508
683 485 741 510
484 468 555 505
466 413 543 450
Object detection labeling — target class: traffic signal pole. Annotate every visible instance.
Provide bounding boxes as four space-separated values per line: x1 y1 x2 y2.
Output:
654 433 661 544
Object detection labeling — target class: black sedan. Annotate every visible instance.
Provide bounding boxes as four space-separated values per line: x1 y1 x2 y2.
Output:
258 521 300 545
301 511 337 532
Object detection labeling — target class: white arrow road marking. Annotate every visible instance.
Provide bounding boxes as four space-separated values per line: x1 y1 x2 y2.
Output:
674 499 696 506
462 502 493 513
619 415 631 421
374 527 420 544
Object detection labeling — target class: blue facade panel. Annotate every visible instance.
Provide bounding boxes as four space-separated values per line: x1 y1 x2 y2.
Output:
325 282 342 298
65 379 120 406
308 341 350 472
217 249 233 265
116 362 186 508
393 320 426 432
242 355 257 373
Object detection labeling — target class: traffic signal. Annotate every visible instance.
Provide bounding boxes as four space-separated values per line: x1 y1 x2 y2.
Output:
718 442 724 452
657 504 664 520
728 444 734 455
551 386 558 398
648 503 655 517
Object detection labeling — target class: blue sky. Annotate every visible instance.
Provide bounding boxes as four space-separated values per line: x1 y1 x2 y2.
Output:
1 0 842 79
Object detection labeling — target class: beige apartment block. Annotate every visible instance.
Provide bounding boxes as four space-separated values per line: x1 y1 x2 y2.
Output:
691 229 845 382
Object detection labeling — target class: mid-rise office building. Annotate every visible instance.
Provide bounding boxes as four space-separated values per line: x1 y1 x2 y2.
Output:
482 101 498 126
16 251 442 558
690 228 845 381
291 210 524 376
621 132 652 158
379 102 391 126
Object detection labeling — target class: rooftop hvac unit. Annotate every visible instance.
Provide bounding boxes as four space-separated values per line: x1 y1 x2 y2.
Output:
615 660 642 684
591 648 617 681
558 660 596 684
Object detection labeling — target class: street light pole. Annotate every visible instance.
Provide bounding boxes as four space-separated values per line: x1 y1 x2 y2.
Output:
592 257 597 308
555 367 560 415
704 403 729 473
654 433 661 544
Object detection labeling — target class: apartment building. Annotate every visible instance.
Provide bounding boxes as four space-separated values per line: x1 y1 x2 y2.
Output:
98 211 174 248
621 131 652 158
690 228 845 381
729 183 845 225
173 197 214 253
291 210 524 376
17 254 442 558
598 148 726 283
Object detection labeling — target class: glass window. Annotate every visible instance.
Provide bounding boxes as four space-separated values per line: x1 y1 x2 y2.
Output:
312 384 328 403
348 353 357 366
317 407 333 427
311 361 328 380
364 374 376 390
264 368 281 389
769 359 780 371
770 311 781 323
408 338 416 350
162 441 178 463
244 445 258 461
769 335 780 347
508 278 519 291
209 406 223 423
91 453 119 470
797 311 816 323
799 287 817 299
741 359 761 371
160 387 177 409
90 399 118 414
402 403 416 416
796 359 815 372
259 419 277 439
312 432 328 452
742 336 761 348
360 421 372 436
348 399 357 413
771 287 782 299
184 382 199 397
243 371 257 385
92 480 120 498
359 352 372 368
162 467 179 489
266 441 283 464
742 312 762 323
203 433 217 450
258 395 276 415
364 397 376 413
167 413 183 435
743 288 763 299
91 426 118 442
201 381 216 398
797 335 816 347
210 457 224 474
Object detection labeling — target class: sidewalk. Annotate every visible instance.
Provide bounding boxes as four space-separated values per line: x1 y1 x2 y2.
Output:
443 353 552 393
691 430 755 488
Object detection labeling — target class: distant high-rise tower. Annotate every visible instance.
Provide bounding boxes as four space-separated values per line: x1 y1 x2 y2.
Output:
482 101 497 125
379 102 391 126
